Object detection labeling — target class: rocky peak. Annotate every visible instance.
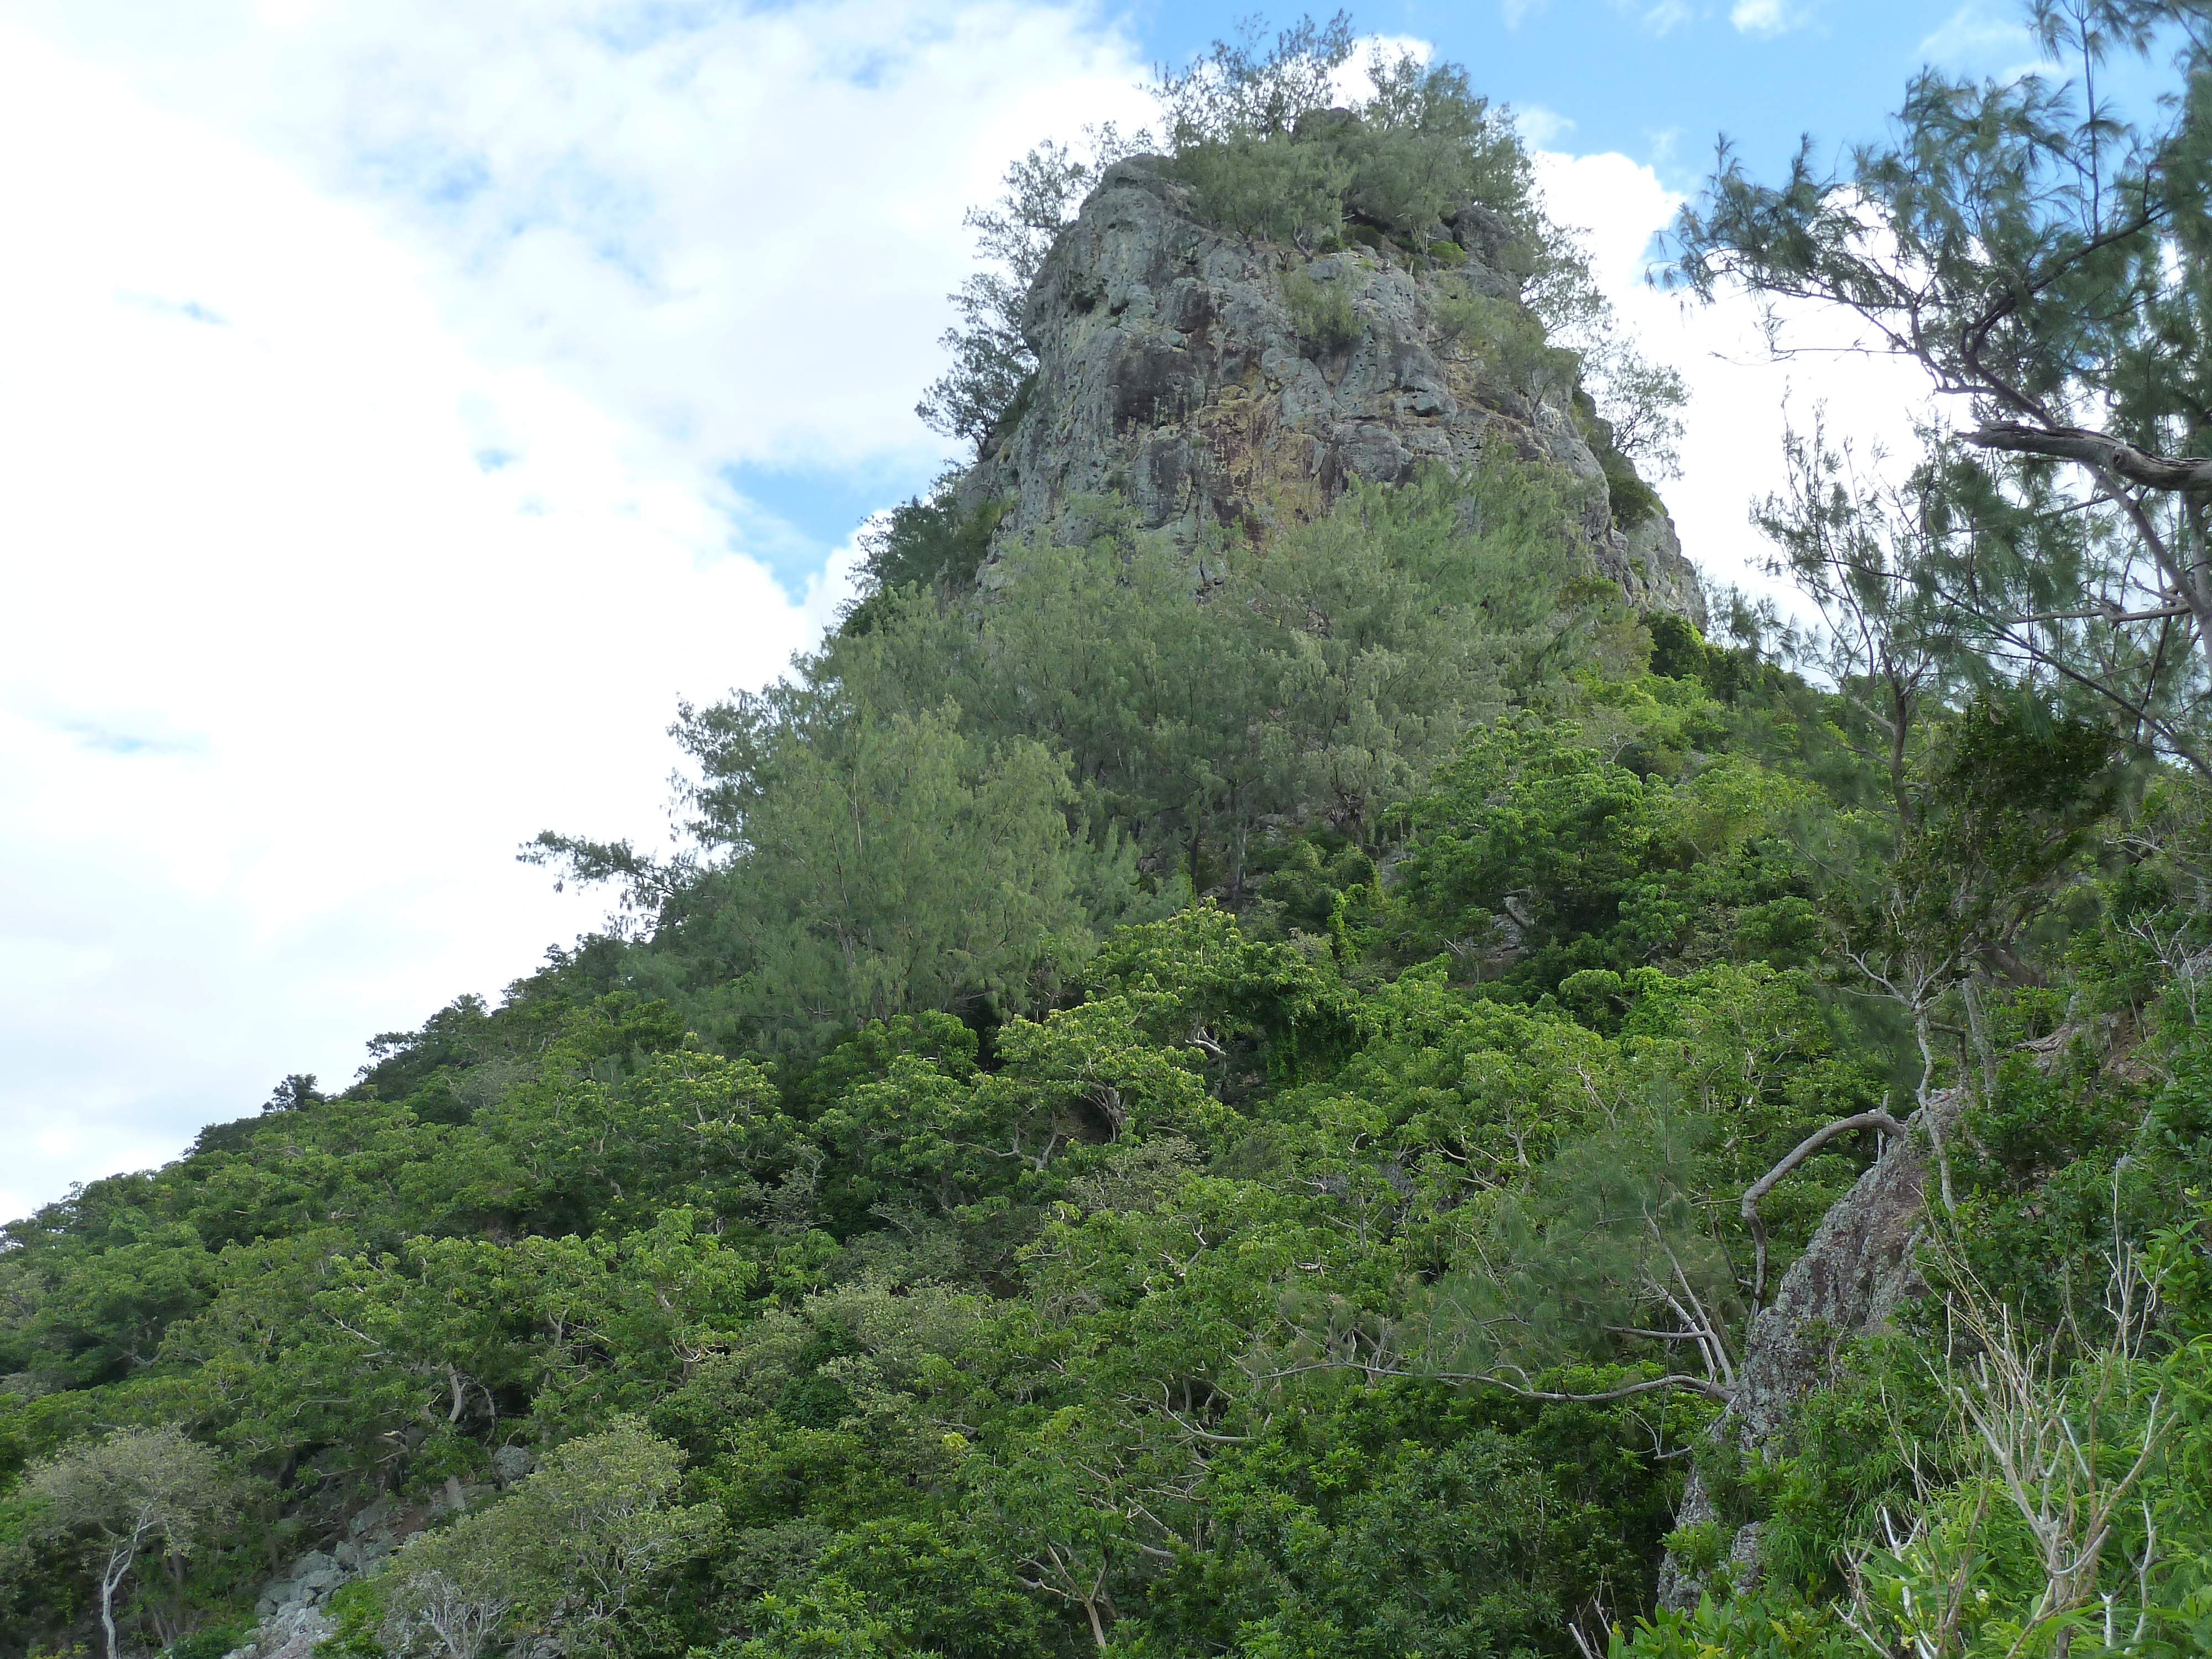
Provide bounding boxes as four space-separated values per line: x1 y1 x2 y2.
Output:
954 155 1707 629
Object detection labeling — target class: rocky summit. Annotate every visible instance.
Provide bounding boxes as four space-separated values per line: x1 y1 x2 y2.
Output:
957 155 1707 627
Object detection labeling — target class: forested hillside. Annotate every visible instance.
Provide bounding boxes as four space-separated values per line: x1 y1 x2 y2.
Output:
7 9 2212 1659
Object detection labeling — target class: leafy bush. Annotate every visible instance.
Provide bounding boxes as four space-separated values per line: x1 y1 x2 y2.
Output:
1431 287 1578 393
1161 48 1539 249
1280 267 1360 347
1168 132 1354 244
1601 447 1665 528
846 488 1004 620
1609 1590 1858 1657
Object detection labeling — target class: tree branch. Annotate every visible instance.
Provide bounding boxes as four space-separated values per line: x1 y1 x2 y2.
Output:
2000 603 2197 625
1249 1357 1731 1404
1743 1109 1908 1308
1965 424 2212 493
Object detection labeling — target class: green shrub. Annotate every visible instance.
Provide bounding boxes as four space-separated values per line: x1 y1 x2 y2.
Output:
1430 289 1486 345
314 1582 390 1659
1601 448 1665 528
1432 288 1577 392
1157 44 1540 249
1610 1590 1858 1657
1281 269 1361 348
846 491 1007 623
1656 1519 1727 1577
1168 134 1350 243
1646 611 1709 682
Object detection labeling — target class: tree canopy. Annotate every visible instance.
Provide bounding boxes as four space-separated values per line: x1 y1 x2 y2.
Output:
1671 0 2212 771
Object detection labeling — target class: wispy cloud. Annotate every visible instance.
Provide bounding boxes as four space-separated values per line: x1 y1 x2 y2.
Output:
61 723 209 757
121 294 229 325
1516 103 1577 147
1730 0 1817 38
1917 2 2033 68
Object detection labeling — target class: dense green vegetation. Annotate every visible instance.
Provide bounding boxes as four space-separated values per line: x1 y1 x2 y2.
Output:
8 7 2212 1658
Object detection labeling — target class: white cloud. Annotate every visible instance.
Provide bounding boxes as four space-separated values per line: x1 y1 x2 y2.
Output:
1530 147 1938 623
1515 104 1578 147
0 3 1152 1222
1917 2 2034 69
1729 0 1814 37
11 0 1153 478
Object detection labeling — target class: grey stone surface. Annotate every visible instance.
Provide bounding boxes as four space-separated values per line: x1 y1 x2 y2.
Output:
226 1605 333 1659
954 156 1707 629
226 1483 477 1659
253 1551 340 1620
1657 1090 1965 1609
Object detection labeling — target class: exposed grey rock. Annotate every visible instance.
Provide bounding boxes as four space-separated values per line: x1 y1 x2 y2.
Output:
954 155 1705 630
228 1488 450 1659
1619 510 1708 631
1656 1089 1965 1609
224 1605 332 1659
254 1550 342 1620
347 1494 398 1538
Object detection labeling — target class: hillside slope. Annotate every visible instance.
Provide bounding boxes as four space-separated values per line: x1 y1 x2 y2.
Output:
6 27 2212 1659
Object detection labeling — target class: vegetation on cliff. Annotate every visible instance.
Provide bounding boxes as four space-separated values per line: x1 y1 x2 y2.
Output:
6 7 2212 1659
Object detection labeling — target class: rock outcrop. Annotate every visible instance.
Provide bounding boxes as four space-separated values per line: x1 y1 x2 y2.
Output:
955 157 1706 628
1657 1089 1966 1608
223 1451 533 1659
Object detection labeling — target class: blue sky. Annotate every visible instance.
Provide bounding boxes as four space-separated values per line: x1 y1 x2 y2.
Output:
1139 0 2002 177
0 0 2053 1219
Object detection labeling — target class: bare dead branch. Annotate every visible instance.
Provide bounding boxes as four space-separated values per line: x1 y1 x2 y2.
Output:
1741 1109 1908 1307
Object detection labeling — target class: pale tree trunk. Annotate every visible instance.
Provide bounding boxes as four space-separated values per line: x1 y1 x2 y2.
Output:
98 1542 135 1659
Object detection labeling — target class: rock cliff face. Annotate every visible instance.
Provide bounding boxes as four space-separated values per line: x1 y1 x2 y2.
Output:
1657 1090 1966 1608
954 157 1707 628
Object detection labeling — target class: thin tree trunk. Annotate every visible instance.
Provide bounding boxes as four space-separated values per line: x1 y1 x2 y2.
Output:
1913 1006 1957 1214
100 1543 133 1659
